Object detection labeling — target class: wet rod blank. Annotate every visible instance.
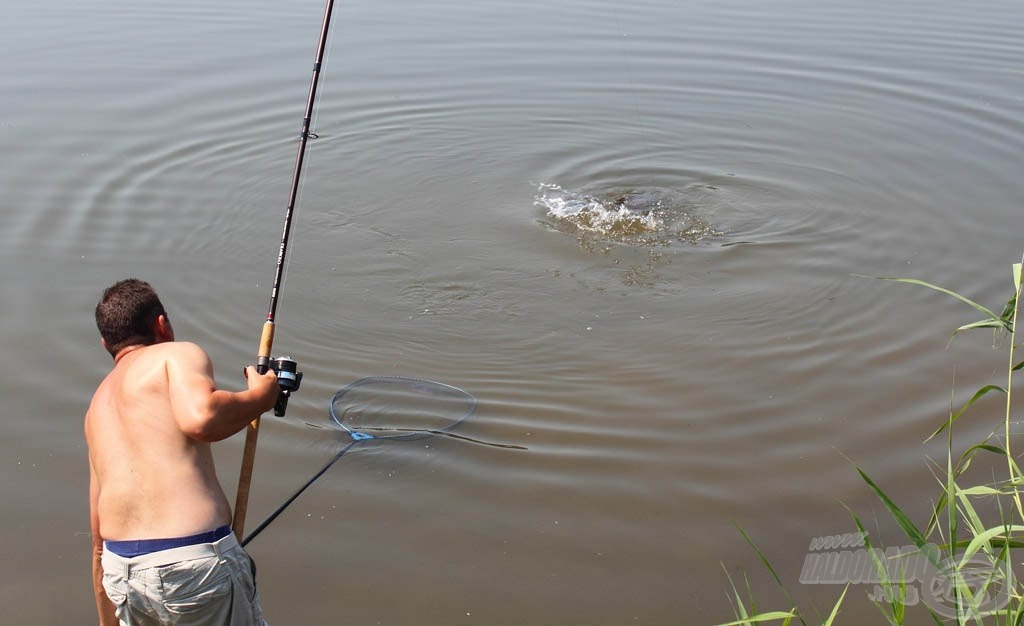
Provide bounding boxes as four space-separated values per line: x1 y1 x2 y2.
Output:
232 0 337 539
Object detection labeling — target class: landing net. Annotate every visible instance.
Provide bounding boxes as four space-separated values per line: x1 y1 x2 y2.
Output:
330 376 477 441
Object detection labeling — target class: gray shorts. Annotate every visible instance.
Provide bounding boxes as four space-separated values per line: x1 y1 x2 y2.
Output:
101 531 268 626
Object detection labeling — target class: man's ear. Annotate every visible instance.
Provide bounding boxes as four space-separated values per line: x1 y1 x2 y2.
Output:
154 314 174 342
100 337 109 353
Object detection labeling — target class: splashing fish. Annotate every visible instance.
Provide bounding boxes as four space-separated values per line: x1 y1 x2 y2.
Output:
535 183 723 246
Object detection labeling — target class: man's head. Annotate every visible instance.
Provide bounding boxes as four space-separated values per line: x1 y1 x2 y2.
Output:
95 279 173 357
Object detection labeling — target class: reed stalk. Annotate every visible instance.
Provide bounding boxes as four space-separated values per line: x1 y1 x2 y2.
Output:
717 256 1024 625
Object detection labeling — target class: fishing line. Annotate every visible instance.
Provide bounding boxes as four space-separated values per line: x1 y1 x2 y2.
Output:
310 12 337 140
275 7 337 308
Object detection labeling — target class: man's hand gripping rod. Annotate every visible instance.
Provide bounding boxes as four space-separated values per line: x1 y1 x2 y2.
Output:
232 323 303 538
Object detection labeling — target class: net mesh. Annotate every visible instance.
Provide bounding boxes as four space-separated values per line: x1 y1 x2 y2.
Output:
330 376 477 440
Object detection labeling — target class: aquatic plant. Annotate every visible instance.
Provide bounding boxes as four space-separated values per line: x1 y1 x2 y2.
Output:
717 257 1024 625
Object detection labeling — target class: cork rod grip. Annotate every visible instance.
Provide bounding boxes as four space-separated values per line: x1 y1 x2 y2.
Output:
232 320 276 537
257 320 275 372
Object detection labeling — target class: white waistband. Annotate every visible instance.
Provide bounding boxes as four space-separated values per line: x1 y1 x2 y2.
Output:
101 531 240 573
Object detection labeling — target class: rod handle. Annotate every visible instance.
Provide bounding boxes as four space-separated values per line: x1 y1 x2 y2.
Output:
232 320 276 538
256 320 275 373
232 418 260 538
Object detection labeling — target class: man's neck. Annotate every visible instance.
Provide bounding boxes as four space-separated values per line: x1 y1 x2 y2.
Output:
113 344 149 365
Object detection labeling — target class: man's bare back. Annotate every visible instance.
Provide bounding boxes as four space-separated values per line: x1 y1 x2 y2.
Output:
86 341 237 541
87 279 279 625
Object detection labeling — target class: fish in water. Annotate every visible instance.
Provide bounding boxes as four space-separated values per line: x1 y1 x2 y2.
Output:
536 184 722 246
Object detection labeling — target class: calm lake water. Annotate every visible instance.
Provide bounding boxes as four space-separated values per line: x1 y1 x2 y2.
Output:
2 0 1023 623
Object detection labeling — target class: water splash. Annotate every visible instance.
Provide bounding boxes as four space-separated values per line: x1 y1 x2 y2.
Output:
535 183 723 247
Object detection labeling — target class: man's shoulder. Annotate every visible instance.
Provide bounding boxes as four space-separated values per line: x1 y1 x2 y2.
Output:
156 340 205 355
130 342 211 374
153 341 212 366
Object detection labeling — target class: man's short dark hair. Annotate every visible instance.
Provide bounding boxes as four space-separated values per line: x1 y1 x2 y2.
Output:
95 279 167 357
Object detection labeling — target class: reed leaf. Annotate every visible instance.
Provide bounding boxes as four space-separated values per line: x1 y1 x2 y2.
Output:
926 385 1006 442
926 443 1006 534
714 612 797 626
736 525 786 590
965 443 1006 456
734 525 807 626
958 485 1005 496
821 585 848 626
955 442 1006 477
875 277 1007 329
944 432 961 618
956 319 1011 333
851 511 905 624
721 567 750 623
857 468 930 549
893 580 907 625
1000 295 1018 324
961 525 1024 564
955 485 991 555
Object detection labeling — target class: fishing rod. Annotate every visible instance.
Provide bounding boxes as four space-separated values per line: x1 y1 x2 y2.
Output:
232 0 337 539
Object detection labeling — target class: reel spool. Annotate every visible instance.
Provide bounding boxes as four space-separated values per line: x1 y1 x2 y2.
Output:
267 356 303 417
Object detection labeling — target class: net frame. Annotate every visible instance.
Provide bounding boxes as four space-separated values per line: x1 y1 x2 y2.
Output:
329 376 478 441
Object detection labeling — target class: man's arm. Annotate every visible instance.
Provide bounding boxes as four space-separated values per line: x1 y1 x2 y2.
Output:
89 459 118 626
166 342 279 442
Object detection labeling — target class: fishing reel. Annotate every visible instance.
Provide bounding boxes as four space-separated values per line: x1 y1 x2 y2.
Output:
267 356 303 417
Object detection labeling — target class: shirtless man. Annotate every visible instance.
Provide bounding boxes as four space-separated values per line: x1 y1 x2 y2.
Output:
85 279 280 625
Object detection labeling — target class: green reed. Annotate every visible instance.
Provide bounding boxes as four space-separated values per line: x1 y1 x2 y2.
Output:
717 257 1024 625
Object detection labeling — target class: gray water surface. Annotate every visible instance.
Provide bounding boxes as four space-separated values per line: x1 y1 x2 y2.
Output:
3 0 1023 623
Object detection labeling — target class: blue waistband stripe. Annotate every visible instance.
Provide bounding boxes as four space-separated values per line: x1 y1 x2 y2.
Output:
104 525 232 558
